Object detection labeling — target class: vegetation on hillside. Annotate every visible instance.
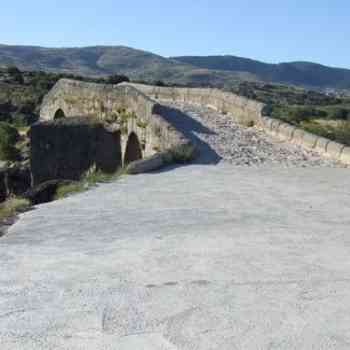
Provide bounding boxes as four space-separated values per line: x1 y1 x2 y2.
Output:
1 44 350 91
229 81 350 145
173 55 350 90
0 122 20 161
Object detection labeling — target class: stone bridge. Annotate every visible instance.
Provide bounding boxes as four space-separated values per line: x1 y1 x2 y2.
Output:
34 79 195 184
33 78 350 185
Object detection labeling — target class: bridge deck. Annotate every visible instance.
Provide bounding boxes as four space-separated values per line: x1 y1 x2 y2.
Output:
1 164 350 349
161 101 344 167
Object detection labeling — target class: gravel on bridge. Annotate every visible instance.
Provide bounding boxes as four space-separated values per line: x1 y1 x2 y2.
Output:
163 101 344 167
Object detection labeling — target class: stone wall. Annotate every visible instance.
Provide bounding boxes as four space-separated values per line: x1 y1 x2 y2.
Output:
31 117 122 185
122 83 265 126
260 117 350 165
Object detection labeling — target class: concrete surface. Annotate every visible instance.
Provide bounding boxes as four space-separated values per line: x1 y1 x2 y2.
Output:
1 164 350 349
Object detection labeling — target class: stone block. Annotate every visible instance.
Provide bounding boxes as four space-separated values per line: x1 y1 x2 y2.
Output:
302 131 318 149
326 141 345 159
278 122 296 141
315 137 331 153
270 119 282 134
340 147 350 165
127 153 165 175
291 128 305 145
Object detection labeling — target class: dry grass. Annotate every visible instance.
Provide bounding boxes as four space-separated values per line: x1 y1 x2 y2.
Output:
0 197 31 221
301 120 350 146
55 166 127 200
54 182 86 200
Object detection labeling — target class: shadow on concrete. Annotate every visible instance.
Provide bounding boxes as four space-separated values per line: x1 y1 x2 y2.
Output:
154 105 222 166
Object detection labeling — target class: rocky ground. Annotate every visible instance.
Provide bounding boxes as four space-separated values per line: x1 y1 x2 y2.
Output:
164 101 345 168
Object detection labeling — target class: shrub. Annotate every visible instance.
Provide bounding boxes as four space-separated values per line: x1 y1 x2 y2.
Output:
11 112 37 127
54 182 86 200
0 197 31 222
301 120 350 146
154 80 166 87
0 122 20 161
6 66 21 75
107 75 130 85
0 143 19 161
288 107 327 123
330 108 350 120
0 122 19 145
7 66 24 84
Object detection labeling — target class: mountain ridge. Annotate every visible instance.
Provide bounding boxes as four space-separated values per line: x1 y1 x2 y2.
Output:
0 44 349 90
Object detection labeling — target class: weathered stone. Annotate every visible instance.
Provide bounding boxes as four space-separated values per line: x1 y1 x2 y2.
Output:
31 117 122 185
127 153 166 175
340 147 350 165
278 122 296 141
302 131 318 149
291 129 305 145
315 137 331 153
269 119 282 135
326 141 345 159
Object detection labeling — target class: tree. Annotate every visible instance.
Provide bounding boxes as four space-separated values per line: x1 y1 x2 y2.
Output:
6 66 21 75
107 75 130 85
7 65 24 84
0 122 20 161
154 80 166 87
332 108 350 120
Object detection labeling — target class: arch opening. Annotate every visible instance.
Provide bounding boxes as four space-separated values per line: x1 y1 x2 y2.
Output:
54 109 66 119
124 132 143 165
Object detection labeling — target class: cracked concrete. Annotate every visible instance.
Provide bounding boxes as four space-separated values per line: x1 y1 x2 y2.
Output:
1 164 350 349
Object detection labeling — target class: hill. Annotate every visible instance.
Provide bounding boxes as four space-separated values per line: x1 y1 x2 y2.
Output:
0 44 350 91
172 55 350 90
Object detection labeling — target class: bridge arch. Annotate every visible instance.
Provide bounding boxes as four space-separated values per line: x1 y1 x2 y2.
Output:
54 109 66 119
124 132 143 165
38 79 196 174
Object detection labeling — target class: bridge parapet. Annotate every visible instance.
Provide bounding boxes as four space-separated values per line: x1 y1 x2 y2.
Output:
122 83 265 126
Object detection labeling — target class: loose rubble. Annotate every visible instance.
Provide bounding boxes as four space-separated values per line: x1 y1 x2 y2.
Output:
165 101 345 167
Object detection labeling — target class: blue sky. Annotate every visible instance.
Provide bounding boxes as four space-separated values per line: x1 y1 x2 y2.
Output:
1 0 349 68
